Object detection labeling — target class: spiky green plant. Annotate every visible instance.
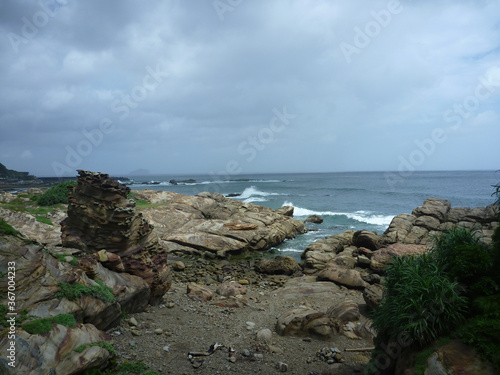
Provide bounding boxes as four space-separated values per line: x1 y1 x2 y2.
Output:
371 253 467 347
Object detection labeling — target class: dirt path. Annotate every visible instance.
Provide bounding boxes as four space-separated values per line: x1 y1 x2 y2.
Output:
108 261 373 375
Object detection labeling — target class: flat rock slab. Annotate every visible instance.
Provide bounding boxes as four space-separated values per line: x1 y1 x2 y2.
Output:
138 190 306 257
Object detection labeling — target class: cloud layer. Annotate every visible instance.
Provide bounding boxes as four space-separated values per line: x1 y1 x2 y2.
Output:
1 0 499 176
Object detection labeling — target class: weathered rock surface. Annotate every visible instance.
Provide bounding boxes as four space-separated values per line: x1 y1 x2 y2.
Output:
302 198 498 276
255 256 301 275
61 170 171 304
422 340 496 375
386 198 497 245
136 190 306 258
187 282 213 302
276 308 341 340
0 235 147 330
0 207 62 245
305 214 324 224
302 231 355 269
363 284 384 311
0 323 113 375
326 300 360 323
216 280 247 297
317 263 369 289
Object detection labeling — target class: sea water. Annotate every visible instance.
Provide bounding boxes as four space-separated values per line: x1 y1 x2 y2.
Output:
127 170 499 260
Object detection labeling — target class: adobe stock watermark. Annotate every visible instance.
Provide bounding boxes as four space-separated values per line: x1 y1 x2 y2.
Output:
7 0 69 54
443 66 500 130
196 106 296 194
385 66 500 190
213 0 244 21
340 0 403 64
51 63 169 177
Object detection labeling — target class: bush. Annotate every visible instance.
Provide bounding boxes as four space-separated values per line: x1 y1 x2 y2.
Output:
432 227 497 296
371 253 467 347
38 181 76 206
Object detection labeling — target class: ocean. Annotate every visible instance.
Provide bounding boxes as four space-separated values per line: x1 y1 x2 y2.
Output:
127 170 499 260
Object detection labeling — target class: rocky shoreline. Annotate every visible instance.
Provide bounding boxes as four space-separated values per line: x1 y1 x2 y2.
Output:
0 171 498 374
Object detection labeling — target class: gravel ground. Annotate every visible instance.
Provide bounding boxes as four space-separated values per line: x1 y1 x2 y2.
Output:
107 260 374 375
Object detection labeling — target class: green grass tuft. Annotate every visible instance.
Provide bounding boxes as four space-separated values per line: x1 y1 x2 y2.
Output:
57 281 116 303
0 217 19 236
21 314 76 334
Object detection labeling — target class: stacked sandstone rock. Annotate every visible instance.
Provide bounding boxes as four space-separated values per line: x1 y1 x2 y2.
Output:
61 170 171 304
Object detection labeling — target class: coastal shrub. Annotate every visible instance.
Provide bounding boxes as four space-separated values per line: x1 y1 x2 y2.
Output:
0 217 19 236
35 215 53 225
22 314 76 334
432 227 498 296
371 253 467 347
57 281 116 303
38 181 76 206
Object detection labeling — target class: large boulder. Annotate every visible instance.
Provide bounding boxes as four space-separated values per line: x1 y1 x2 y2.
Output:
370 243 428 274
255 256 301 275
326 300 360 323
0 235 148 331
276 308 341 340
412 198 451 221
135 190 306 258
352 230 382 250
302 231 355 269
216 281 247 297
0 323 113 375
61 170 171 304
317 263 369 289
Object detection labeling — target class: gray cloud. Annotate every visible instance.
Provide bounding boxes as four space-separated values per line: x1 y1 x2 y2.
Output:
1 0 499 176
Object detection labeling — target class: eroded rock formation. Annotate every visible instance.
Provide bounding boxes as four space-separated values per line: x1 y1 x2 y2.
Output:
61 170 171 303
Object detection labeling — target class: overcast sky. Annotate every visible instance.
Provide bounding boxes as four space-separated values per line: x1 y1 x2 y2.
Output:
1 0 499 177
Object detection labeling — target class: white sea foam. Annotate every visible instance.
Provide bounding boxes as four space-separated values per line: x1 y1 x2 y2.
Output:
239 186 284 200
283 201 394 226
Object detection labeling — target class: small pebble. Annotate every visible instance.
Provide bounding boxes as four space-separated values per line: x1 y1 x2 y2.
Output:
163 346 170 352
127 317 138 327
241 349 251 357
154 328 163 335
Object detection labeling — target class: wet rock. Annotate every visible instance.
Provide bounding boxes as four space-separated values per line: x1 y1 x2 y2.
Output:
305 215 324 224
255 256 301 275
276 205 294 216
